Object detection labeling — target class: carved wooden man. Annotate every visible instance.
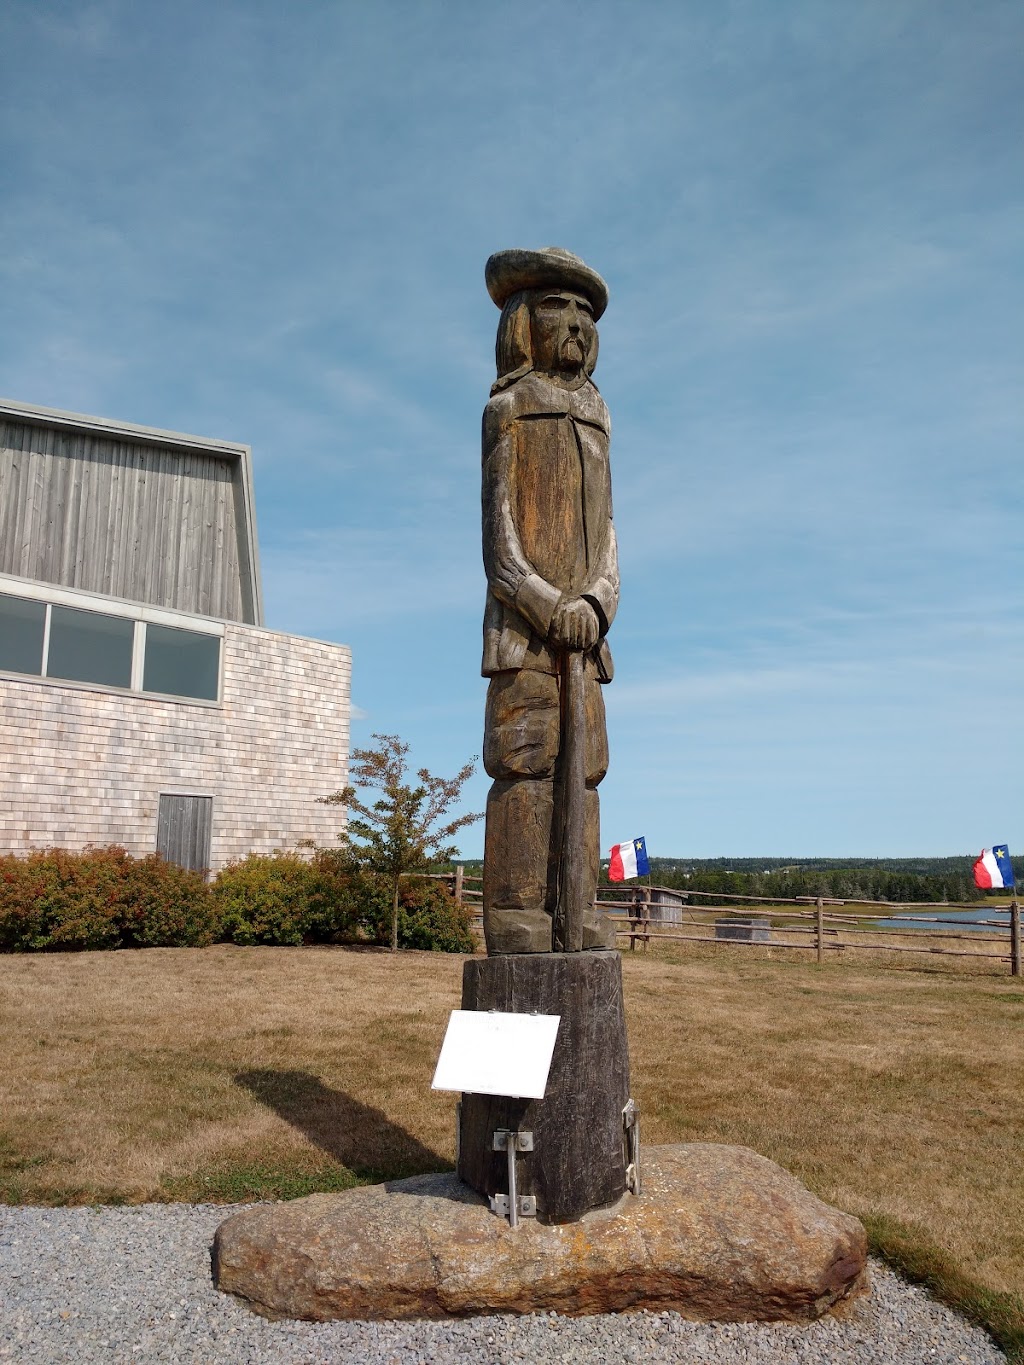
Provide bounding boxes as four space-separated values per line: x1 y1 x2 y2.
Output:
481 247 618 954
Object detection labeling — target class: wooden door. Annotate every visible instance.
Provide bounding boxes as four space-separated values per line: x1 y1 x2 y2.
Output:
156 794 213 873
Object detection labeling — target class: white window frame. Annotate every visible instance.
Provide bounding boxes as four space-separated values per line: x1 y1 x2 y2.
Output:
0 573 225 705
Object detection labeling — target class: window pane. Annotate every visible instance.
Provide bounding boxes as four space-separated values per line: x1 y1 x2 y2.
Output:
47 605 134 688
143 624 220 700
0 594 46 675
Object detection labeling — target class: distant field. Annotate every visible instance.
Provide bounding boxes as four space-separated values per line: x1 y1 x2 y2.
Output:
1 943 1021 1354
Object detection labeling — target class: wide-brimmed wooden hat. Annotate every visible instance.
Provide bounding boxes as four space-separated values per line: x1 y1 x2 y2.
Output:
485 247 608 320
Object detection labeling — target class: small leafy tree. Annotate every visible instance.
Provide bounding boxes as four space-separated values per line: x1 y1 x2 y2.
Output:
319 734 482 952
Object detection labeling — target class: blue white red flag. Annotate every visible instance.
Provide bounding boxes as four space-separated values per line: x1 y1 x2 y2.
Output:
608 837 650 883
972 845 1015 890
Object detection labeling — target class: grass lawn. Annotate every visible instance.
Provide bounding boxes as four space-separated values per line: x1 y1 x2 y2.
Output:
1 941 1022 1356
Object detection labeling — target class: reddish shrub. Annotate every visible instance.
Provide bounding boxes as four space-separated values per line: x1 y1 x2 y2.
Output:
0 846 216 952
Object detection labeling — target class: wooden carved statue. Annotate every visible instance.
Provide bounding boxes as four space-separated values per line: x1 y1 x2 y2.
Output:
481 247 618 955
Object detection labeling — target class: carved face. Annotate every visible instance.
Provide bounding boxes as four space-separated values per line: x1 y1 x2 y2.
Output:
529 291 596 376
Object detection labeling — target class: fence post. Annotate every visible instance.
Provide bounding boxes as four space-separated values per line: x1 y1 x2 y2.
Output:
1011 898 1021 977
816 896 825 965
454 864 464 909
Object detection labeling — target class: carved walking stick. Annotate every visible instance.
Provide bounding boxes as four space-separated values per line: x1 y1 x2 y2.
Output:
554 648 587 952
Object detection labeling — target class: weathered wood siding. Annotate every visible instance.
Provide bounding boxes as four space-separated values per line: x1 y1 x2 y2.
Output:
0 415 259 623
156 793 213 872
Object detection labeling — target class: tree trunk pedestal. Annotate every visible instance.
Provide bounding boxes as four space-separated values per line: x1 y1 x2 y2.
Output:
457 950 631 1225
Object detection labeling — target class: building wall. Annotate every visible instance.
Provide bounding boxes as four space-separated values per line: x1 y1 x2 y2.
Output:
0 408 260 624
0 621 350 869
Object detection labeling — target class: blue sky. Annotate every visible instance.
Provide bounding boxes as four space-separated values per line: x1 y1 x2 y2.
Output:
2 1 1021 858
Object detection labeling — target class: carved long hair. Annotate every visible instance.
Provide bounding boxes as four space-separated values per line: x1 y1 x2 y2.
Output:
492 289 599 395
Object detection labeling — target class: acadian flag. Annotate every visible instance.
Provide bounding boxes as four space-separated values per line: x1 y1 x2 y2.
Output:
972 845 1016 890
608 837 650 883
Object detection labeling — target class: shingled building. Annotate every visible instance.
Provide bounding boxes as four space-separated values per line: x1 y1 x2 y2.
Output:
0 398 350 872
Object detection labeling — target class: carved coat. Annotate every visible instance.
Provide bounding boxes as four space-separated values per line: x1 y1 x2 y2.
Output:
481 372 618 682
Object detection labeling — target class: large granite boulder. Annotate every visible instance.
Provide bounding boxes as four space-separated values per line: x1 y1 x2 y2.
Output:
213 1144 868 1322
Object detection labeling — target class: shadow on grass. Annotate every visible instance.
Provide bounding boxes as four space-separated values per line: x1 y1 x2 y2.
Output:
234 1068 448 1184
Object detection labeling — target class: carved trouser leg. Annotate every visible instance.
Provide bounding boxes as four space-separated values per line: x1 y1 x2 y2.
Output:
483 667 614 954
483 777 555 953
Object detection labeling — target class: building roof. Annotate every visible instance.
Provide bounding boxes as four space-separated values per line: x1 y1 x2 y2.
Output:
0 398 264 625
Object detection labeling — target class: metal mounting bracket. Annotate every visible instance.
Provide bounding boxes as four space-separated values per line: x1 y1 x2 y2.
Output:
623 1098 641 1195
492 1130 534 1153
490 1129 535 1226
489 1193 538 1219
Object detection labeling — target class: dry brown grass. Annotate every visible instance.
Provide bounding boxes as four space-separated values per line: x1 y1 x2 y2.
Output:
626 942 1024 1296
0 946 464 1205
1 941 1022 1332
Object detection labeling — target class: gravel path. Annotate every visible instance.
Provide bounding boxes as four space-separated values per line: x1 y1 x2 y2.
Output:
0 1203 1005 1364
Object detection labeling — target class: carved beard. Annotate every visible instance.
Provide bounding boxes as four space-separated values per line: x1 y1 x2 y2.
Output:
558 333 587 370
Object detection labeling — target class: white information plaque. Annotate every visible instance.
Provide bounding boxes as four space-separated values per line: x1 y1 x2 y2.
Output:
431 1010 560 1099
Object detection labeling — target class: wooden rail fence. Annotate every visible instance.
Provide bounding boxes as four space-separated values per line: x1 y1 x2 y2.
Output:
429 871 1021 976
599 884 1021 976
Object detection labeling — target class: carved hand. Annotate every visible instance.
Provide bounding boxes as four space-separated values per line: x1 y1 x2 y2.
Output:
550 597 600 652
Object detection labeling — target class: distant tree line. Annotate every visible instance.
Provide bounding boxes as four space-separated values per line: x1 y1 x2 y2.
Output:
467 853 1019 905
631 856 1022 905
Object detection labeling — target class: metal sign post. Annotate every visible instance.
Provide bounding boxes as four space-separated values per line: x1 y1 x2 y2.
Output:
490 1130 536 1226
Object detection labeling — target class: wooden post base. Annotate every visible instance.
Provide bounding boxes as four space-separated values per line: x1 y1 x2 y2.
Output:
457 950 631 1224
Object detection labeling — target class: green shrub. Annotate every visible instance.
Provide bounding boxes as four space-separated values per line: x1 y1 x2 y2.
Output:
0 846 475 955
0 846 215 952
212 853 316 946
356 874 476 953
0 848 113 951
305 849 382 944
211 852 363 947
398 879 476 953
117 855 219 947
0 855 36 950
